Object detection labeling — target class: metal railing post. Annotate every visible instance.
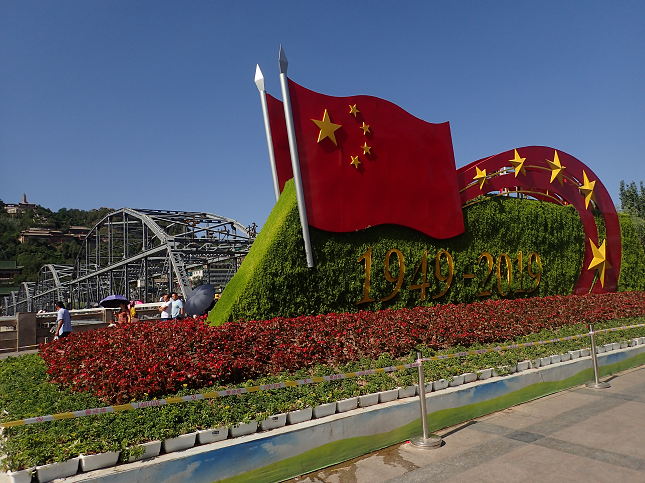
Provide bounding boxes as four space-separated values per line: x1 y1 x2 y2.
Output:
410 352 442 449
586 323 610 389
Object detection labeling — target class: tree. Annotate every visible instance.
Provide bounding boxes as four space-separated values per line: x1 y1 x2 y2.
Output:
619 180 645 218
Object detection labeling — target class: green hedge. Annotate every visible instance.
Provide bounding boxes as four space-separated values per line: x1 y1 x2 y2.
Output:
209 180 644 325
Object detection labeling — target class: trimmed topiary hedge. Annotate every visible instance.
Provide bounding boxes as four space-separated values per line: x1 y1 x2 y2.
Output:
209 179 645 325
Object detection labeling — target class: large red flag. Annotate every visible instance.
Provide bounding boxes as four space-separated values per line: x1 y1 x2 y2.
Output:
267 80 464 239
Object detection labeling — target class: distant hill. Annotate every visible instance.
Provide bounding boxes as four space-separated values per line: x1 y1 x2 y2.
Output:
0 200 113 284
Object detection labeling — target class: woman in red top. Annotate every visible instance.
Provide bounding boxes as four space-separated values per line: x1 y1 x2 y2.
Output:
117 301 131 325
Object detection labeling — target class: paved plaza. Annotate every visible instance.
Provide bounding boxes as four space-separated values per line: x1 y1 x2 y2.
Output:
288 365 645 483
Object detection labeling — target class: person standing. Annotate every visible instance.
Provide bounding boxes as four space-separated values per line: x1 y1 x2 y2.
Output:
159 294 172 320
171 292 184 319
54 301 72 340
117 301 131 325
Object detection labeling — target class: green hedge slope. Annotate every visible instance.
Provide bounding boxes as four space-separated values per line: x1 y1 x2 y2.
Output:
208 179 643 325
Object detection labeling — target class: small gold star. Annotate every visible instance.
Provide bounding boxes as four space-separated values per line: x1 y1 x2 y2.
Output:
349 104 359 117
360 122 370 134
360 142 371 155
588 239 610 288
473 166 488 189
546 150 566 186
350 155 361 169
509 149 526 177
311 109 342 145
579 170 596 209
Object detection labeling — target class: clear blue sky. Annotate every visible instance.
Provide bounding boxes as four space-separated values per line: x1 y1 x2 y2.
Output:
1 1 644 229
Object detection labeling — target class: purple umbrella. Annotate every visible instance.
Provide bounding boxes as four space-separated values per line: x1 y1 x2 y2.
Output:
99 295 129 309
185 284 216 316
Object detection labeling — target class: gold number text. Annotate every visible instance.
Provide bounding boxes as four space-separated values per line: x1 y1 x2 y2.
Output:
382 248 405 302
409 250 430 301
527 252 542 292
432 250 454 299
514 251 525 293
496 253 513 296
477 252 494 297
357 247 376 304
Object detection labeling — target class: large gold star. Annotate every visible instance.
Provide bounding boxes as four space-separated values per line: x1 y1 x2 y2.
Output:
473 167 488 189
579 170 596 209
311 109 342 145
360 122 370 134
350 155 361 169
509 149 526 177
588 239 610 288
349 104 359 117
546 150 566 186
361 142 372 155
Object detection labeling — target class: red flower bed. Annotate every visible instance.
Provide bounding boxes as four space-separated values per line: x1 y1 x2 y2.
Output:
40 291 645 404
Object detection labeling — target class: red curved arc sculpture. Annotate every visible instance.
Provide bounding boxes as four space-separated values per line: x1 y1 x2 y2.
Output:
456 146 620 294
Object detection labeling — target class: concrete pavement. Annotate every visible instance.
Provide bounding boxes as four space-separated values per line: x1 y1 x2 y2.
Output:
287 365 645 483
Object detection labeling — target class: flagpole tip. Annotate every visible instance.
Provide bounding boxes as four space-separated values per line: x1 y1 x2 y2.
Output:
278 45 288 74
254 64 265 92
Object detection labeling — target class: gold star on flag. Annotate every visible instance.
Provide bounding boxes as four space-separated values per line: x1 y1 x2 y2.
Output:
509 149 526 177
579 170 596 209
473 167 488 189
360 122 370 134
361 142 371 155
588 239 610 288
350 155 361 169
312 109 342 145
349 104 359 117
546 150 566 186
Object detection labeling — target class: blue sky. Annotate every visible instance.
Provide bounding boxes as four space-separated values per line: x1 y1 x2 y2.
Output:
1 1 644 229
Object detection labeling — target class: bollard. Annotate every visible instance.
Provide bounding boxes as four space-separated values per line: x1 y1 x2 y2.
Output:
409 352 442 449
586 323 610 389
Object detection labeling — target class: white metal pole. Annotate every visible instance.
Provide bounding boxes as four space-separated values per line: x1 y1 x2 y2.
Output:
278 45 314 268
255 64 281 203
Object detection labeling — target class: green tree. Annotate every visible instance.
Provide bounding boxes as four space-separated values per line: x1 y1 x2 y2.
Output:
619 180 645 250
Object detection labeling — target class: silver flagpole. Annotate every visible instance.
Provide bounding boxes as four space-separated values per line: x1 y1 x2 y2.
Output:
278 45 314 268
254 64 280 203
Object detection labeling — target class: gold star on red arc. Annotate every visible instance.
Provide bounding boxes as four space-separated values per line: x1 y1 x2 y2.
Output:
360 122 370 134
311 109 342 145
350 155 361 169
349 104 359 117
361 142 371 155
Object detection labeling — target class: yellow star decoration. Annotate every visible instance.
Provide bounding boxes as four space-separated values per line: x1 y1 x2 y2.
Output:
360 142 372 155
311 109 342 145
588 239 610 288
350 155 361 169
360 122 370 134
473 167 488 189
509 149 526 177
349 104 359 117
546 150 566 186
579 170 596 209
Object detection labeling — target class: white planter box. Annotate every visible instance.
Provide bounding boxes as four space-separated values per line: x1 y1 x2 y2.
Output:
259 413 286 431
433 379 449 391
530 360 540 369
359 393 379 407
581 348 590 357
604 343 613 352
478 368 493 380
197 427 228 444
631 338 639 347
378 389 400 403
568 350 581 359
491 368 499 377
36 457 80 482
398 386 417 398
463 372 477 383
336 397 358 413
612 342 620 350
516 361 530 372
550 354 561 364
4 468 34 483
287 407 312 425
128 440 162 462
597 345 606 353
229 420 258 437
620 341 628 349
540 356 551 366
80 451 120 472
560 352 571 361
449 375 464 387
163 432 197 453
639 337 645 345
420 382 433 394
312 402 336 419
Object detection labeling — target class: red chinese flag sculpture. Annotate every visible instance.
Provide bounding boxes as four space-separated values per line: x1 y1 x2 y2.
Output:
267 80 464 239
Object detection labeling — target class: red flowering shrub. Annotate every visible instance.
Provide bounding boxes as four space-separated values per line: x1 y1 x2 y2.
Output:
40 291 645 404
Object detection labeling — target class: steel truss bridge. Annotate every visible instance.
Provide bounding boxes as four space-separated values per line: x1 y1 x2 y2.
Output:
1 209 255 315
